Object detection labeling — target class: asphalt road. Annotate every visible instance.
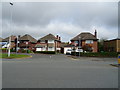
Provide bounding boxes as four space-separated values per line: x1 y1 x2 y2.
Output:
2 54 118 88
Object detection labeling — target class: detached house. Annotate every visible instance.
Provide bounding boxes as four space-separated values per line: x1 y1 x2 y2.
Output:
35 33 61 52
2 35 17 49
70 30 98 52
18 34 37 51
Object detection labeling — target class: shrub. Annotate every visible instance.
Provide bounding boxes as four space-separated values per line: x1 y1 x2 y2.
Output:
1 48 7 52
35 51 56 54
27 50 33 53
10 49 16 52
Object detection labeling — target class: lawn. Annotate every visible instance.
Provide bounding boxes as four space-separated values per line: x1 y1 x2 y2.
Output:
0 53 31 59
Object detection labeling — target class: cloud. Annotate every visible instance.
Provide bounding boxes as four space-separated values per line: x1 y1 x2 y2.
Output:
2 2 118 41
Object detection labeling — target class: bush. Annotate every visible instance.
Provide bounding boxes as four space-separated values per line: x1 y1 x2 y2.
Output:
71 52 118 57
1 48 7 52
10 49 16 52
18 49 33 53
27 50 33 53
35 51 56 54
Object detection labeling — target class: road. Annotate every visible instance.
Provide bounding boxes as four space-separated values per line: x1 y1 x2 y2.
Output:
2 54 118 88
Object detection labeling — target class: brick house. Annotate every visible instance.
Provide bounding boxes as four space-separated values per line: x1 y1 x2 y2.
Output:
18 34 37 51
35 33 61 52
70 30 98 52
104 38 120 52
2 35 17 49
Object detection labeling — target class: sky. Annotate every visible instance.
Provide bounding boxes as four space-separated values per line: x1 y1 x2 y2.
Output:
1 1 119 42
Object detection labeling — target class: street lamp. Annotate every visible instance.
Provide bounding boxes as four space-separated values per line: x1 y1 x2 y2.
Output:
8 2 13 57
78 36 81 57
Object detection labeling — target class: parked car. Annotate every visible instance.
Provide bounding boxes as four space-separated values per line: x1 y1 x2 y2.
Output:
66 49 72 55
72 48 83 52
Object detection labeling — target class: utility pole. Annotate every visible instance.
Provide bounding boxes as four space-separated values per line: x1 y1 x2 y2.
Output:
16 36 18 53
79 36 81 57
8 2 13 57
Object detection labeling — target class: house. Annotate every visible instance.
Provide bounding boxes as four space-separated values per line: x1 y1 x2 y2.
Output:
70 30 98 52
35 33 61 52
2 35 17 49
18 34 37 51
104 38 120 52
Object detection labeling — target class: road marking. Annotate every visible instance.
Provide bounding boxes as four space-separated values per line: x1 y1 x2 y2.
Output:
66 56 79 61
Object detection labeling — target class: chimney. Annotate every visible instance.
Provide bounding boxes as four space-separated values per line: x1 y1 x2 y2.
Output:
59 37 61 40
56 35 59 39
94 29 97 38
18 35 21 41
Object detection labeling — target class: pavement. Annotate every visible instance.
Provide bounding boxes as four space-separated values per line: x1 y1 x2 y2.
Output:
2 54 118 88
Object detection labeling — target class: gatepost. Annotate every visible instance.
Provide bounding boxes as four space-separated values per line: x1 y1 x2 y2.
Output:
118 54 120 65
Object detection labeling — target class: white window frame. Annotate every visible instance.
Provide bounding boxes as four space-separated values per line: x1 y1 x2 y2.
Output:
48 40 54 43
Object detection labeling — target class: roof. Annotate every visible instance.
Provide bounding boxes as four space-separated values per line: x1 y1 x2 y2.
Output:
2 35 16 42
71 32 98 41
38 33 57 41
104 38 120 42
19 34 37 43
60 42 69 48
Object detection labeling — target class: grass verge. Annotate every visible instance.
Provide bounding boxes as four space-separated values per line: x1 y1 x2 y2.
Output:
0 53 31 59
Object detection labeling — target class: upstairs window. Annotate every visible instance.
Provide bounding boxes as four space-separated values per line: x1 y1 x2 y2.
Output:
48 40 54 43
85 40 93 44
40 40 45 43
74 41 78 44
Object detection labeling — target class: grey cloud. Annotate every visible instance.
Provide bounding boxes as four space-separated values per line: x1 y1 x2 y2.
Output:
2 2 118 41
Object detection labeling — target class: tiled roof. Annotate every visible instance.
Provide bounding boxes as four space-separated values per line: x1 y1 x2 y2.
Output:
38 33 57 41
60 42 69 48
2 35 16 42
19 34 37 43
71 32 98 41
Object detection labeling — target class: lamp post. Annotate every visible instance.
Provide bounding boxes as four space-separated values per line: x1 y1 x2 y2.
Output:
26 42 28 53
16 36 18 53
8 2 13 57
78 36 81 57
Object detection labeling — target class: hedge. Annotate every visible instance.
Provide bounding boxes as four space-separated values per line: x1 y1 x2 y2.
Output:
35 51 56 54
71 52 118 57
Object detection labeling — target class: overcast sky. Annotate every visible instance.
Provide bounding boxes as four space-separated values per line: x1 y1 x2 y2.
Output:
2 2 118 42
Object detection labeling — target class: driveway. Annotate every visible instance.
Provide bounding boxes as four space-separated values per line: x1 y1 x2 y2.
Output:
2 54 118 88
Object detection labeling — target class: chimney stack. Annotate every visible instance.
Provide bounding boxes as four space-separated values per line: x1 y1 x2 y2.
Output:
59 37 61 40
18 35 21 39
94 29 97 38
56 35 59 39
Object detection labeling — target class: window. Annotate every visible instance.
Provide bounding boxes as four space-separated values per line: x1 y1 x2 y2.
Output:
74 41 78 44
40 40 45 43
48 40 54 43
85 40 93 44
49 47 52 48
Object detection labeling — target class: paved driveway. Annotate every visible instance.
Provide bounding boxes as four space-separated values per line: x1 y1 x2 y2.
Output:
2 54 118 88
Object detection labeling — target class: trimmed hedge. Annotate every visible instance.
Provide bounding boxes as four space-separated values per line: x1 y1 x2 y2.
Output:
35 51 56 54
71 52 118 57
18 49 33 53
